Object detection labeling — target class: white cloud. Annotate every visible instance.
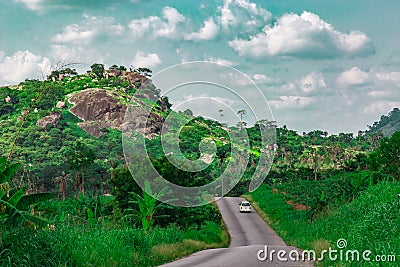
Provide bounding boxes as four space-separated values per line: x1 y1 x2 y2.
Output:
204 55 237 66
235 0 271 17
252 74 268 81
376 71 400 83
219 72 254 86
269 95 313 109
172 93 240 123
337 67 371 86
14 0 44 10
300 72 327 93
368 90 392 98
219 0 235 30
218 0 271 30
229 11 373 58
363 101 400 114
52 14 124 45
128 7 185 40
252 74 274 84
131 51 162 68
336 67 400 88
275 71 326 94
184 18 219 41
0 50 51 85
154 7 185 38
128 16 159 40
50 44 105 65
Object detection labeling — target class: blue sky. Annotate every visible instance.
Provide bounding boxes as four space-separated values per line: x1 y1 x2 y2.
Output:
1 0 400 134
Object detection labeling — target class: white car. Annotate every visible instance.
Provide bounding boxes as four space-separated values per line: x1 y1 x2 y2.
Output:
239 201 251 213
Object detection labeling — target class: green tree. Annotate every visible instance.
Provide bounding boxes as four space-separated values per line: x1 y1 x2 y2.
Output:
369 131 400 180
183 109 193 116
134 67 152 77
118 65 127 71
218 109 224 124
66 140 95 195
90 63 105 79
237 109 247 130
109 64 119 70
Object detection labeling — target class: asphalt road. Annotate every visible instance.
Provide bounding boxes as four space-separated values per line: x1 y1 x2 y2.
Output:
159 197 314 267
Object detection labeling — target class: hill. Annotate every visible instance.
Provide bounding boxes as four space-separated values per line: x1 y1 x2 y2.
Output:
0 64 239 197
364 107 400 137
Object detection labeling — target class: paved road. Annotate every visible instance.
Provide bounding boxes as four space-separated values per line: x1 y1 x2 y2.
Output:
160 197 314 267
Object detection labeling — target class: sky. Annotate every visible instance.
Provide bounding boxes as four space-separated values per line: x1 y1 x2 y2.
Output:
1 0 400 134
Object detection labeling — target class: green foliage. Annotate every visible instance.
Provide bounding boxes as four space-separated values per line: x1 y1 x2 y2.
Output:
250 182 400 266
90 63 105 79
65 139 95 194
127 182 166 234
17 80 65 112
0 222 224 267
369 131 400 180
36 193 113 224
1 191 55 228
134 67 152 77
108 167 141 211
0 157 21 185
273 171 375 214
0 157 55 228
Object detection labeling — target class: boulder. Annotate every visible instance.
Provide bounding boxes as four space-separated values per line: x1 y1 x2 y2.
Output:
36 111 62 130
56 101 66 109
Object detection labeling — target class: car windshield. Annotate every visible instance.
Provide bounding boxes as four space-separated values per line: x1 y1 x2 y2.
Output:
241 202 250 206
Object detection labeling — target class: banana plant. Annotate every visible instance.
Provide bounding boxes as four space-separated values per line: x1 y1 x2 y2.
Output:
0 157 55 228
127 182 168 234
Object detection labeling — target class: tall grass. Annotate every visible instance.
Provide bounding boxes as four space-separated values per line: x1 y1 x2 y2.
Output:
247 181 400 266
0 221 226 267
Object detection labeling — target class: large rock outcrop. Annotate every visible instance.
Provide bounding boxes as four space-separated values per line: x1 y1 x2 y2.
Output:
69 89 126 137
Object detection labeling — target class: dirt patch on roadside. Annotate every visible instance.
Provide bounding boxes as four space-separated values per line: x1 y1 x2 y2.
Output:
286 200 310 211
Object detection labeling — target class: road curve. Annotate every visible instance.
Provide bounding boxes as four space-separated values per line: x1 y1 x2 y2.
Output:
159 197 313 267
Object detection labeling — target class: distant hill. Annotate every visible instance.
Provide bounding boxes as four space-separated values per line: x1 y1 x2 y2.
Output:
364 108 400 137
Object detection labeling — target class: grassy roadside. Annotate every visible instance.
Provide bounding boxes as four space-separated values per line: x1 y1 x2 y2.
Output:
1 199 230 267
152 218 230 266
0 220 229 267
243 182 400 266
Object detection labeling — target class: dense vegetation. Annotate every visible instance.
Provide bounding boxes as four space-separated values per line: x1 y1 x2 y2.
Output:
247 130 400 266
0 63 399 266
0 65 230 266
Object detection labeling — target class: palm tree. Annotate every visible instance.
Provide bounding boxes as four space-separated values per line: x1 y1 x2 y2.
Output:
237 109 247 122
218 109 224 124
54 172 72 200
237 109 247 130
67 140 95 196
